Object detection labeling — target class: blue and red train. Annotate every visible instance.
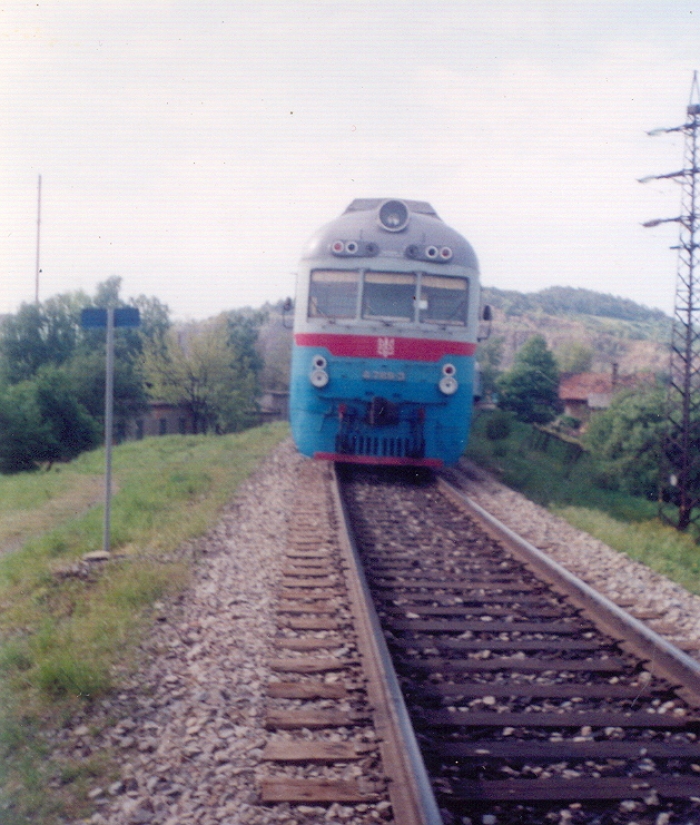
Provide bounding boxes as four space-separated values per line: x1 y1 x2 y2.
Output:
289 198 482 468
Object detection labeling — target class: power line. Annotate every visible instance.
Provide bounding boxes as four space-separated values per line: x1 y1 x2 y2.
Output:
642 71 700 531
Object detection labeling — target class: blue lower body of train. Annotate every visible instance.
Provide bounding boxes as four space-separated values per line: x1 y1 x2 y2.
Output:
289 344 474 467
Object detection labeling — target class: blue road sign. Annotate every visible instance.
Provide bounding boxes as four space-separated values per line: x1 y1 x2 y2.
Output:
80 307 141 328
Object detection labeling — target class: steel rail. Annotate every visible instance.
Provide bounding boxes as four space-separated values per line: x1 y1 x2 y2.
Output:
439 477 700 707
329 464 443 825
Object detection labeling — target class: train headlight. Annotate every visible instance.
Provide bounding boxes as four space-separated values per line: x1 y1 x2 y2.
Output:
378 199 409 232
439 375 458 395
310 368 329 388
310 354 329 388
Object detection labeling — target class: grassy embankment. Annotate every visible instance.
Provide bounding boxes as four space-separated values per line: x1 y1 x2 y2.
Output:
0 422 288 825
466 410 700 596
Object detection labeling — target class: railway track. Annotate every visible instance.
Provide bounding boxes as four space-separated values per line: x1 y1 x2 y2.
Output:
258 459 396 820
259 460 700 824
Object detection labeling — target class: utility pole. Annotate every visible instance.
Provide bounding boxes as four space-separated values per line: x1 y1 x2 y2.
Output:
642 72 700 531
35 174 41 304
80 306 140 553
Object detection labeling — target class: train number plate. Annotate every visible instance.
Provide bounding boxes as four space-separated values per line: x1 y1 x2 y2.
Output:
362 370 406 382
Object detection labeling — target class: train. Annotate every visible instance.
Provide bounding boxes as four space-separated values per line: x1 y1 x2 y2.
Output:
289 198 482 468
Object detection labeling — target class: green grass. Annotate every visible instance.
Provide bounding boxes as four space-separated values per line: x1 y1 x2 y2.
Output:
553 505 700 594
466 411 657 521
0 422 288 824
466 410 700 596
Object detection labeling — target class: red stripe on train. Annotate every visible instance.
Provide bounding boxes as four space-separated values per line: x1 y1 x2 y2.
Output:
294 332 476 362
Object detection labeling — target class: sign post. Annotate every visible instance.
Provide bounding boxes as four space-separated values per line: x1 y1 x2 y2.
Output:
81 306 140 553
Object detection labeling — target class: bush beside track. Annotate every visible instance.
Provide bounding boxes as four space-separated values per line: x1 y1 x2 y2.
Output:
466 410 700 597
0 422 288 825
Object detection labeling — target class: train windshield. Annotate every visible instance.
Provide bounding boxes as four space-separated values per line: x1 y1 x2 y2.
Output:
419 275 469 326
362 272 416 322
308 270 359 319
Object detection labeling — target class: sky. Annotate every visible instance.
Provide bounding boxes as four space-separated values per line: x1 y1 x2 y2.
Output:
2 1 700 321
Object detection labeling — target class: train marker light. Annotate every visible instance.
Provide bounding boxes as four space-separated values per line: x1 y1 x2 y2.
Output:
331 239 379 257
404 243 453 263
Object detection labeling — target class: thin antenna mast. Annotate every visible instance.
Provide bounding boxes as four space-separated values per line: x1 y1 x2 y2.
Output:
34 174 42 304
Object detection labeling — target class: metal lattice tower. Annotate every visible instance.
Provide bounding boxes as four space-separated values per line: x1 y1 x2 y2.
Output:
644 72 700 530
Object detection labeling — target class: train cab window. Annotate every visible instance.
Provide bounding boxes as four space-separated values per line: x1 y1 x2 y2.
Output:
308 270 359 319
362 272 416 322
419 275 469 326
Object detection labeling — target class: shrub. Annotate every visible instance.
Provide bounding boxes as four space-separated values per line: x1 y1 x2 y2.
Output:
485 411 512 441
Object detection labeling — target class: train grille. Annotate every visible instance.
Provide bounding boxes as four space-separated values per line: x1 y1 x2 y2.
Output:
335 434 425 460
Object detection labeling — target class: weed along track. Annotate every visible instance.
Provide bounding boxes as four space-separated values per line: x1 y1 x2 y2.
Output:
335 465 700 825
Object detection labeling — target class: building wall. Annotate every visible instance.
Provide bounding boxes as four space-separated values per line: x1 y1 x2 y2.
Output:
118 402 195 442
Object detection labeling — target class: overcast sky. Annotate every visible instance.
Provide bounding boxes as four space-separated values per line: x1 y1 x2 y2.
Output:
2 1 700 320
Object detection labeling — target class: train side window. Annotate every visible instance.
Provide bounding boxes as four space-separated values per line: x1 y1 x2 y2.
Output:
419 275 469 325
362 272 416 321
308 269 359 319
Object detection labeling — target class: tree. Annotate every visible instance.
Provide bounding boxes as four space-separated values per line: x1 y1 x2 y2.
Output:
0 279 170 471
555 340 594 374
476 335 505 401
141 315 258 434
0 368 97 472
63 348 149 426
497 335 560 424
225 307 267 378
584 384 667 499
257 310 293 391
0 293 88 383
32 367 99 463
0 381 53 472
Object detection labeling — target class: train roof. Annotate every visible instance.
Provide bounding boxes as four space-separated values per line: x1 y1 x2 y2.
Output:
344 198 439 217
301 198 479 272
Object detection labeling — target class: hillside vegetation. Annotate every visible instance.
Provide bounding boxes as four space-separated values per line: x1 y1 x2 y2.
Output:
481 285 670 375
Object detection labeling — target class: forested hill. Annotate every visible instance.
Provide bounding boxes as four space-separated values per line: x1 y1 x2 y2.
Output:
482 286 668 325
480 286 671 376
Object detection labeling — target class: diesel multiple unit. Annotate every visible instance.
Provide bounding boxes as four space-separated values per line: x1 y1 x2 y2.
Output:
290 198 481 467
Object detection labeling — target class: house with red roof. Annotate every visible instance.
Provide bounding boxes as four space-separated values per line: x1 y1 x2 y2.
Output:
558 365 654 423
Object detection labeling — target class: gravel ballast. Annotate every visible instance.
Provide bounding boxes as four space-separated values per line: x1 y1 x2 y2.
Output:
71 442 391 825
70 442 700 823
71 442 301 825
458 459 700 656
